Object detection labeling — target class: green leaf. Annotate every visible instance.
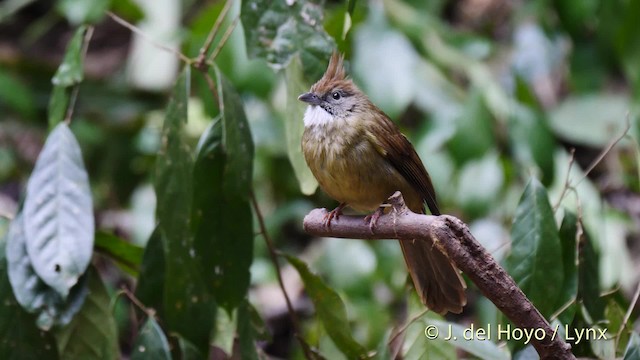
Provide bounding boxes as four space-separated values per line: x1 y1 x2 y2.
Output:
285 254 368 359
505 177 563 318
240 0 335 79
508 106 555 186
0 68 37 118
6 212 89 330
216 67 254 199
154 67 215 353
429 320 510 360
56 0 109 25
237 299 259 360
110 0 144 22
0 230 59 360
577 224 604 322
54 268 118 360
135 227 165 318
549 94 630 147
95 231 144 276
285 54 318 195
52 26 87 87
555 211 579 324
447 90 495 165
131 318 171 360
23 123 94 299
192 118 253 311
402 316 455 360
48 84 71 131
624 332 640 360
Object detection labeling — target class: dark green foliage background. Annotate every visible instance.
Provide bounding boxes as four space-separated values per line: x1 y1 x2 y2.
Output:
0 0 639 359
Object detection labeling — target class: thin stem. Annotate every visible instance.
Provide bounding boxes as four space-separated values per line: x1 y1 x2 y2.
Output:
617 280 640 342
207 16 239 63
195 0 233 69
577 114 631 186
250 191 314 360
553 148 576 211
106 11 192 65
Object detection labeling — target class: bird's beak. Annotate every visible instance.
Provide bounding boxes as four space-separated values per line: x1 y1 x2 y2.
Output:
298 92 322 106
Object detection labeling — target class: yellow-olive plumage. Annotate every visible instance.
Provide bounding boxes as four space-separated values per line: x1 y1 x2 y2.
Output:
299 53 466 314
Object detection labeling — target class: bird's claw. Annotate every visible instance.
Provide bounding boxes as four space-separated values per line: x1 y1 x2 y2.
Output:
323 203 346 228
364 207 385 234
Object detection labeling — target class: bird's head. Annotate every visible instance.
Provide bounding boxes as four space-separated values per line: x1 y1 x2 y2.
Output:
298 52 367 126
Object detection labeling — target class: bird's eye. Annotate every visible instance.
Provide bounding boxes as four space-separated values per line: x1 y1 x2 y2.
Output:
332 91 341 100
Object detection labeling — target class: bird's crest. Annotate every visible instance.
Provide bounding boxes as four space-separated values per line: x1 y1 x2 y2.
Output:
311 52 347 93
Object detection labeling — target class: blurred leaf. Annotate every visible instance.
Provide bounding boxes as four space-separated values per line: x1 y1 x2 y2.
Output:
95 231 144 276
285 254 368 359
192 117 253 311
6 212 89 330
447 90 495 165
402 317 455 360
110 0 144 22
285 54 318 195
604 298 629 355
508 106 555 186
56 0 109 25
48 84 71 130
577 224 604 322
48 26 88 128
178 337 203 360
456 151 504 217
0 228 59 360
430 320 510 360
216 67 255 199
0 69 36 118
52 26 87 86
135 227 165 316
240 0 335 79
624 332 640 360
212 309 236 355
549 94 630 147
555 211 579 325
131 318 171 360
23 123 94 299
154 67 215 353
54 269 118 360
353 6 420 118
505 177 563 318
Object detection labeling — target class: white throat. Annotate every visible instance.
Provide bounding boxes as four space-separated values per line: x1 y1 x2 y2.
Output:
303 105 334 127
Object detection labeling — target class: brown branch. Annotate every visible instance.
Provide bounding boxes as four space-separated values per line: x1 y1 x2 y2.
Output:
303 192 575 360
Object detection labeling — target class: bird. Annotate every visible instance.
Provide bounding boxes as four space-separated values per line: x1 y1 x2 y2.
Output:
298 52 466 314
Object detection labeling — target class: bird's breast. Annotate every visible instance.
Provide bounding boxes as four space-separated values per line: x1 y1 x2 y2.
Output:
302 120 419 212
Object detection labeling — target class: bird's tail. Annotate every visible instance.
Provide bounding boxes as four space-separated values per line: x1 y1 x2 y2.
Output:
399 238 466 314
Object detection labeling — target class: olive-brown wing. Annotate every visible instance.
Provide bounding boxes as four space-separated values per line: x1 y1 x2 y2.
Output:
365 113 440 215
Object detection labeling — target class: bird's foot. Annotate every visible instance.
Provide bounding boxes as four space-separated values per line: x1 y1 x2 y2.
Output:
323 203 346 228
364 206 387 234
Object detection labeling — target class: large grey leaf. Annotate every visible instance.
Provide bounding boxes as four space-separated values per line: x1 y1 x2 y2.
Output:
23 123 94 298
6 212 89 330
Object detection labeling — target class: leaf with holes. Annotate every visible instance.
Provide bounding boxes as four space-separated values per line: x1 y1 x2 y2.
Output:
216 67 254 199
155 67 216 353
6 212 89 330
505 177 563 318
23 123 94 299
192 118 253 311
241 0 335 80
54 269 117 359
